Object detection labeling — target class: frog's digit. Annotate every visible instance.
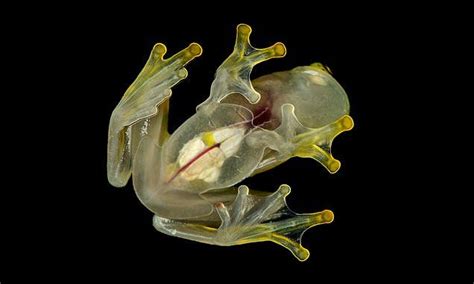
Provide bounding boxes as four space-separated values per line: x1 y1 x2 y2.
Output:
200 23 287 107
153 184 334 262
107 24 353 261
107 43 202 187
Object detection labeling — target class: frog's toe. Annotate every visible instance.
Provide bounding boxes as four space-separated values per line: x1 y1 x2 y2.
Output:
114 42 202 126
202 24 287 107
214 184 333 261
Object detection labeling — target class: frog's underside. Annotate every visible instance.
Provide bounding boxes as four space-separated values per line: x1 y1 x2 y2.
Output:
107 24 353 261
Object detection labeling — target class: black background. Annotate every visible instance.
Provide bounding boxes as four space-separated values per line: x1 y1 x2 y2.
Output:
3 4 468 283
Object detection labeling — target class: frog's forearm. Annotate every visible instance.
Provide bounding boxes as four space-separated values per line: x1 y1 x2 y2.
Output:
107 44 201 187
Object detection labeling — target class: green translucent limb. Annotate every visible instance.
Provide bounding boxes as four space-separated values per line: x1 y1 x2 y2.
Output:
153 184 333 261
108 43 202 187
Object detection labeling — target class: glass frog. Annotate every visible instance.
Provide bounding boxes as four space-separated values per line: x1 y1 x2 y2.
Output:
107 24 354 261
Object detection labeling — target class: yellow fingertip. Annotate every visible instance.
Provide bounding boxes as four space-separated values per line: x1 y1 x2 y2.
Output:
328 159 341 173
177 68 188 79
296 247 310 262
278 184 291 195
237 23 252 35
322 210 334 223
153 43 167 56
273 42 287 56
342 115 354 130
313 210 334 224
188 43 203 56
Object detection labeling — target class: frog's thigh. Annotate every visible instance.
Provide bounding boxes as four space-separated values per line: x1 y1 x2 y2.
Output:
153 185 334 262
151 189 215 220
132 136 213 220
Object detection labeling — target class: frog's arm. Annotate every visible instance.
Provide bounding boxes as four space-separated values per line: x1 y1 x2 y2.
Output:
195 23 353 175
107 43 202 187
153 184 334 262
248 104 354 175
198 23 286 108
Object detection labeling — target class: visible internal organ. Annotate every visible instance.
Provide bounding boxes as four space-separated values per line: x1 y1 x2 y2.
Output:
223 91 279 130
249 104 272 128
169 100 282 184
105 23 354 261
169 126 247 183
222 65 349 131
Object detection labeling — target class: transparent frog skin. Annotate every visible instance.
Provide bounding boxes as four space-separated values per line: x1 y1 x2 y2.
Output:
107 24 354 261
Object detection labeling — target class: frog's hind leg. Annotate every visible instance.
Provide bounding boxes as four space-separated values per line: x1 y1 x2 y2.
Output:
153 184 333 261
107 43 202 187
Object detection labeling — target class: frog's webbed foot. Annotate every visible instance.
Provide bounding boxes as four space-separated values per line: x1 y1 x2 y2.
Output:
199 23 286 107
153 184 333 261
112 43 202 126
108 43 202 187
214 184 333 261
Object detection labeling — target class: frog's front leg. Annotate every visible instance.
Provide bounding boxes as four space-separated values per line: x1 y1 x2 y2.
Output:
198 23 286 107
255 103 354 174
153 184 333 261
107 43 202 187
